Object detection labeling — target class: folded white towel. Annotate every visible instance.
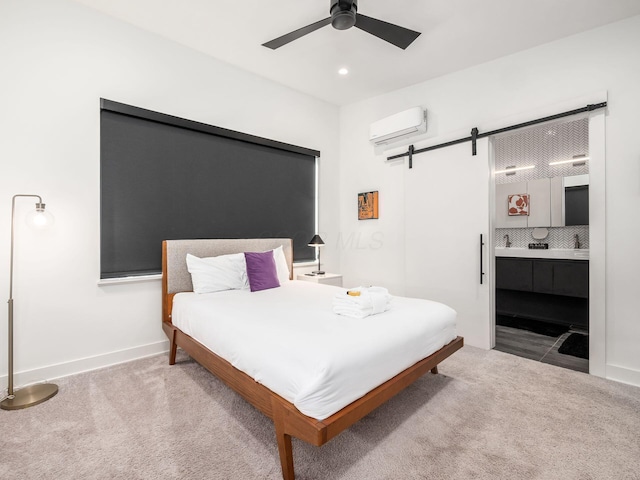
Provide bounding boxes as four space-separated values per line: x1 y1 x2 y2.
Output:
332 286 392 319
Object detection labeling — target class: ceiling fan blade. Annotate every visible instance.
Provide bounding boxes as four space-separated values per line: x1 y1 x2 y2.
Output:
354 14 421 50
262 17 332 49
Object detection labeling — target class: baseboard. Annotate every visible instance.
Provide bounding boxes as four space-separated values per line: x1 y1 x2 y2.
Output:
1 340 170 390
606 364 640 388
5 340 637 392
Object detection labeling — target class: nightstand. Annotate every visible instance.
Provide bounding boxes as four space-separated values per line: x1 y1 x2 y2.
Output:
297 273 343 287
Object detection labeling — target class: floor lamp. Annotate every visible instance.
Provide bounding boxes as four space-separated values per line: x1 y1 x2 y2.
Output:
1 195 58 410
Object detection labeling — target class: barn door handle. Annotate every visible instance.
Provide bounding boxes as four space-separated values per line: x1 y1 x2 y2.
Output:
480 233 485 285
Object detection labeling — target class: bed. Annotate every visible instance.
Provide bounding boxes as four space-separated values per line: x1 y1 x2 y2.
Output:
162 238 463 479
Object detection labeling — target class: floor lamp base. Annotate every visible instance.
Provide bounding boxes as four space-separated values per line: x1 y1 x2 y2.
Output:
1 383 58 410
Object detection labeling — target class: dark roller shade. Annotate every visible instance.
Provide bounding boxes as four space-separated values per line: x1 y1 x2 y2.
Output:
100 101 318 279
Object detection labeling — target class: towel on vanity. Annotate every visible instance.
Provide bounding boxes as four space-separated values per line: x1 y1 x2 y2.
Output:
332 286 392 319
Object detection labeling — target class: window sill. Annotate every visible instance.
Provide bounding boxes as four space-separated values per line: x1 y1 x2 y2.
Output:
97 274 162 286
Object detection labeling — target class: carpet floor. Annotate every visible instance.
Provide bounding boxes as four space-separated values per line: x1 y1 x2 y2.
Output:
1 346 639 479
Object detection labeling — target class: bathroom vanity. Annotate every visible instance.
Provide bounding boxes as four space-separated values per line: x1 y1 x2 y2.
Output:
495 248 589 328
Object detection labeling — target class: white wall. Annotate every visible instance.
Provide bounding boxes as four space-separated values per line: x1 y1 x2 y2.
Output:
339 15 640 385
3 0 638 390
0 0 340 387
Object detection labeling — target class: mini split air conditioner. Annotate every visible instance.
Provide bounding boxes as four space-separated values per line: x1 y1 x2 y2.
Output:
369 107 427 146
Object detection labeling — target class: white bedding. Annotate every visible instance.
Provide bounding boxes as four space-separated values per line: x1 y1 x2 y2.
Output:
172 281 457 420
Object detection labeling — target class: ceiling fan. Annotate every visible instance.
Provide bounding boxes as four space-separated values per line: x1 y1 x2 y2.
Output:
262 0 421 50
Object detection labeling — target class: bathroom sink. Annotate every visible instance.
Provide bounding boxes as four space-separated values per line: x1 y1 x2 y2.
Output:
573 250 590 259
495 247 589 260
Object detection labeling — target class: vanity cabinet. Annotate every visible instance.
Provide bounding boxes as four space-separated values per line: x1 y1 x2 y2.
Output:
495 258 533 291
533 260 589 298
496 256 589 327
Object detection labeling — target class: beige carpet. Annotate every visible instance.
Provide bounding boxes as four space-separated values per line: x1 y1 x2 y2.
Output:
1 346 639 479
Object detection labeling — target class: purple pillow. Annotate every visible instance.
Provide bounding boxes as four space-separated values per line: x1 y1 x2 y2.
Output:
244 250 280 292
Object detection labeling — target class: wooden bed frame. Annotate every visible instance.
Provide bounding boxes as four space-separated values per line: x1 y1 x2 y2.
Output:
161 238 463 480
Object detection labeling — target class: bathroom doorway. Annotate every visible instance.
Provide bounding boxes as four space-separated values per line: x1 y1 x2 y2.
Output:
492 116 591 373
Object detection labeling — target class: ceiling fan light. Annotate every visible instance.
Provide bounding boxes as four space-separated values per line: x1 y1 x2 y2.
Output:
332 11 356 30
330 0 357 30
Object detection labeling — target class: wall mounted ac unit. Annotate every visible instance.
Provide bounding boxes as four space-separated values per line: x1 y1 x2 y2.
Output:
369 107 427 146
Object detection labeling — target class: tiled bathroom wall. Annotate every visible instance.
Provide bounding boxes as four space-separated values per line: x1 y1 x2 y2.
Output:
494 117 589 183
494 117 589 249
495 226 589 249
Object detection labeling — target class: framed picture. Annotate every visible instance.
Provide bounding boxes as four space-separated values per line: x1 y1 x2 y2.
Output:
508 194 529 216
358 191 379 220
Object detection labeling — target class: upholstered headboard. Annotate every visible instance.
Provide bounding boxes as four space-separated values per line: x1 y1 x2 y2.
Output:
163 238 294 295
161 238 294 324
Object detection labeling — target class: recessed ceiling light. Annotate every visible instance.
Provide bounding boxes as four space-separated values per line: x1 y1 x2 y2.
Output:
338 68 349 75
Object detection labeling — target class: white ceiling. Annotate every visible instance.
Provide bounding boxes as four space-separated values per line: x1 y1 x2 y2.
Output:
73 0 640 106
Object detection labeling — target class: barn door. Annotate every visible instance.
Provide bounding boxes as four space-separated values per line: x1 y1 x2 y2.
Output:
404 138 491 349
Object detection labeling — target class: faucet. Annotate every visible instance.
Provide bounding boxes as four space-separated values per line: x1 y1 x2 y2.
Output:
504 234 511 248
574 234 580 249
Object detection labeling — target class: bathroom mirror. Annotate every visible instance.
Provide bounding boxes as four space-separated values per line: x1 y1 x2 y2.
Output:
551 173 589 226
496 173 589 229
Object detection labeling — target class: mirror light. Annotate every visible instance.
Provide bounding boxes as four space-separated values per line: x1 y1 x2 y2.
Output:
494 165 535 175
549 156 590 166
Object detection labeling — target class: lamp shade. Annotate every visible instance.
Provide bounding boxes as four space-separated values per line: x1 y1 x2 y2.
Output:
308 235 325 247
26 203 54 229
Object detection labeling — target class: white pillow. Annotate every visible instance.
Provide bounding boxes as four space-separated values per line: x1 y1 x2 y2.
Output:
272 245 291 283
186 253 248 293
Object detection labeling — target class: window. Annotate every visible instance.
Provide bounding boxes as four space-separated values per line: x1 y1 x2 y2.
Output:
100 100 318 278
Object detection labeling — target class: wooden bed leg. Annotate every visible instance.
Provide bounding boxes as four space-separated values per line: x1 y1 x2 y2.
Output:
431 365 438 374
169 328 178 366
275 429 294 480
273 403 295 480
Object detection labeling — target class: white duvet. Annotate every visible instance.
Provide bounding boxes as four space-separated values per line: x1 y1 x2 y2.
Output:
172 281 457 420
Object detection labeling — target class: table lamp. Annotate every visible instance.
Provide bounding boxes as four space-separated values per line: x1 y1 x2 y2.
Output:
308 234 325 275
